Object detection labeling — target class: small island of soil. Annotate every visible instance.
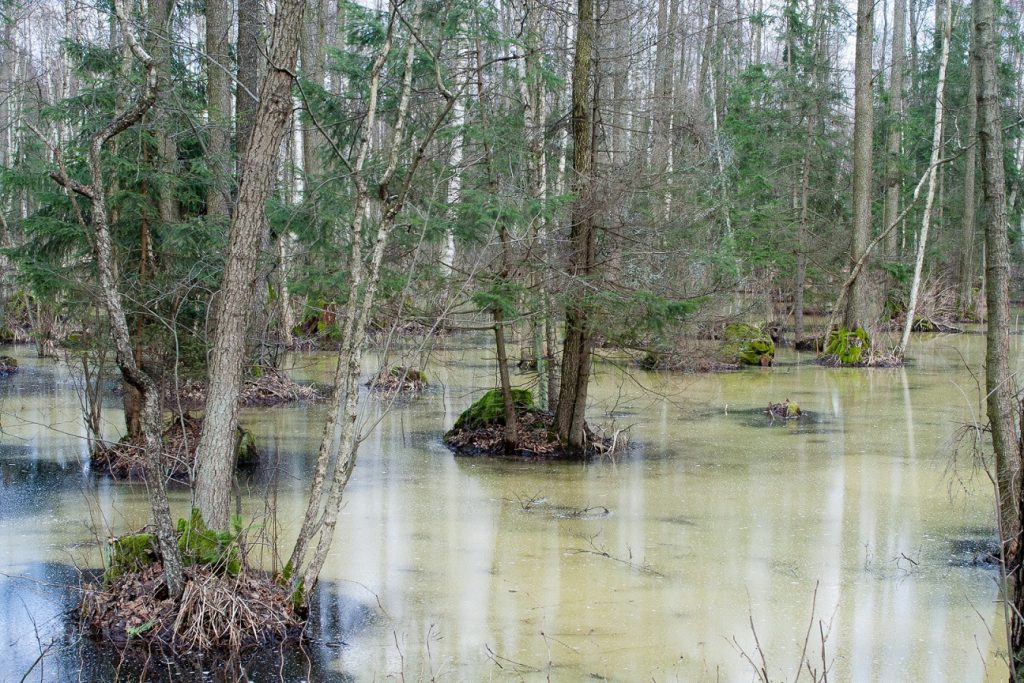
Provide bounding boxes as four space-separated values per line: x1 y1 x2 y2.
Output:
81 512 302 656
366 366 428 393
443 388 614 458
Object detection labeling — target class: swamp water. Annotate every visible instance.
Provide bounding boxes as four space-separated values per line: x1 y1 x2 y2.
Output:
0 331 1017 681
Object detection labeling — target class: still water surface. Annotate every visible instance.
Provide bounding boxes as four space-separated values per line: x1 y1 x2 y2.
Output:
0 331 1016 681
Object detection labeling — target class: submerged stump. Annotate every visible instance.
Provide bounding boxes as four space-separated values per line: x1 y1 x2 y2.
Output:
765 399 801 420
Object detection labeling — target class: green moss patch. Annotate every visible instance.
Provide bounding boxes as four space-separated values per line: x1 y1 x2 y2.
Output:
452 388 535 431
720 323 775 366
177 509 241 576
105 533 158 583
823 327 870 365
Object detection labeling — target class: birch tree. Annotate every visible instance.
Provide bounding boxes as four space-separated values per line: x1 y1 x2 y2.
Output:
895 0 950 359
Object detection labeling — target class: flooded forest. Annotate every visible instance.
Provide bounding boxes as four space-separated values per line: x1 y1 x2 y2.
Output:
0 0 1023 680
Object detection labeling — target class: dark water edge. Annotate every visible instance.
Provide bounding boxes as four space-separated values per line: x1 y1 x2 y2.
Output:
2 561 376 682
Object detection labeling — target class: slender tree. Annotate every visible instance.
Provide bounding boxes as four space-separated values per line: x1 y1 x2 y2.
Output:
44 0 186 598
895 0 950 359
194 0 306 531
882 0 906 259
206 0 232 218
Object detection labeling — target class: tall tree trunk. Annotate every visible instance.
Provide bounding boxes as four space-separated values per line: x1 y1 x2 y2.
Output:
896 0 950 358
236 0 262 160
206 0 232 218
554 0 595 452
882 0 906 259
957 43 979 320
975 0 1022 668
843 0 874 331
300 0 326 186
194 0 306 531
148 0 179 226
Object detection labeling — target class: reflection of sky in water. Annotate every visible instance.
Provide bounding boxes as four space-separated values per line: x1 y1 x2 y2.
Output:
0 332 1013 681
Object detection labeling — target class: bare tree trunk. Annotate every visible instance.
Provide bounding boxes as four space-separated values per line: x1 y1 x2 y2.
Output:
882 0 906 259
974 0 1022 667
554 0 595 452
277 233 295 348
957 45 979 320
148 0 179 226
194 0 306 531
896 0 950 358
300 0 326 186
794 117 814 345
236 0 262 160
843 0 874 331
206 0 232 218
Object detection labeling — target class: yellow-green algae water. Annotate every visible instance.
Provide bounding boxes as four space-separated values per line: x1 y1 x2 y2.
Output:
0 329 1018 681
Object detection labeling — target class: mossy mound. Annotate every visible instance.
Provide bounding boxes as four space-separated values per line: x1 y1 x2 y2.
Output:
87 512 304 658
103 511 241 585
452 388 535 431
444 388 616 458
720 323 775 366
638 349 739 373
106 533 158 583
823 327 870 365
